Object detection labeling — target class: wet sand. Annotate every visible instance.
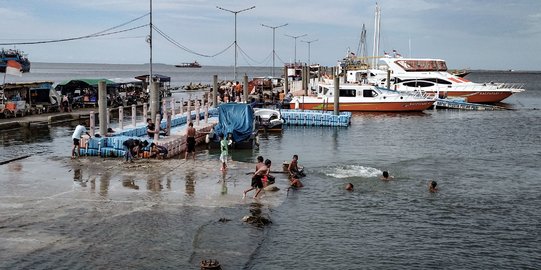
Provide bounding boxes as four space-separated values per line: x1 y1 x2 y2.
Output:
0 154 288 268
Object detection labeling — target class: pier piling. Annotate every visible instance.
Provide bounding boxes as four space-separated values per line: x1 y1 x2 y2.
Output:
89 111 95 136
119 106 124 130
243 74 249 103
98 81 107 135
333 76 340 115
131 104 136 128
213 75 218 107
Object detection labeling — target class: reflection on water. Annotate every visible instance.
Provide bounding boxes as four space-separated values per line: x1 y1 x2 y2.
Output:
185 169 196 196
99 171 111 196
122 175 139 190
146 176 163 192
220 172 228 195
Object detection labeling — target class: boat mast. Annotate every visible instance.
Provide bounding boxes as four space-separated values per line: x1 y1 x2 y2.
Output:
357 24 368 62
371 3 381 68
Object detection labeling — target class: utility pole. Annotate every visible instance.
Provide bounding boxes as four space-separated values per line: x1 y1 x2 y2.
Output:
301 39 318 65
285 34 307 64
261 23 288 77
217 5 256 81
148 0 153 86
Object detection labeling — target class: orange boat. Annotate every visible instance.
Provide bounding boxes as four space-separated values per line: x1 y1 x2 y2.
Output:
289 84 435 112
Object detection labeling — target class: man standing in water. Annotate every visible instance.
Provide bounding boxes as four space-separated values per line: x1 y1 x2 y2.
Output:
71 122 91 159
185 122 196 160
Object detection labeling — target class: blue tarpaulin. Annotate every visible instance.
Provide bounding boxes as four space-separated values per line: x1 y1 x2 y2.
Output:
214 103 255 143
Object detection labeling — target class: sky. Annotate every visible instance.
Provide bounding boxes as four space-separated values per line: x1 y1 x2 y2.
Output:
1 0 540 70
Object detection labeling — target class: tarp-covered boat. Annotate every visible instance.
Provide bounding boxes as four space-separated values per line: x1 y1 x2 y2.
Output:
210 103 258 149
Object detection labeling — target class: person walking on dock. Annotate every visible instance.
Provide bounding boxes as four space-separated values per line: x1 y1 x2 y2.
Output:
185 122 197 160
71 122 91 159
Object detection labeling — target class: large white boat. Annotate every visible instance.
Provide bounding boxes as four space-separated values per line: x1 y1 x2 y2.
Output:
345 57 524 104
289 83 435 112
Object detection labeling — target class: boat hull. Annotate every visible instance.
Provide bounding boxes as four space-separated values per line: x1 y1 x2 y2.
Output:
436 91 513 103
289 100 434 112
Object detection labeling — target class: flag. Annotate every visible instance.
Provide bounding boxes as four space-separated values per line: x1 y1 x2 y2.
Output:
6 60 22 77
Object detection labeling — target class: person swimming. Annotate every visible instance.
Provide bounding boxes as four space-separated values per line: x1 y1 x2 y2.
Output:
345 183 354 191
429 180 438 192
380 170 394 180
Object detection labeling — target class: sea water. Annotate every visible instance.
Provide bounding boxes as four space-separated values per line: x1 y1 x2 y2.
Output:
0 64 540 269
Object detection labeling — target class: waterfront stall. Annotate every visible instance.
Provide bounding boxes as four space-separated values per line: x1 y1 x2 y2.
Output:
54 79 118 108
0 81 60 117
135 74 172 98
109 78 147 106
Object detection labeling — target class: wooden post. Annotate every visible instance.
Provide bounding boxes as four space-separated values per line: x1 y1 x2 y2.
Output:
334 76 340 115
180 98 184 115
106 108 110 129
98 81 107 135
143 103 147 122
162 99 167 116
186 97 191 122
196 101 200 126
118 106 124 130
89 111 95 136
154 114 161 142
243 74 249 103
170 98 175 116
131 104 136 127
204 103 209 123
166 111 171 136
213 75 218 107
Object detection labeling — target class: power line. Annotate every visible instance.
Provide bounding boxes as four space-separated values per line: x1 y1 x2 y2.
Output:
0 25 148 45
152 24 234 58
237 44 272 66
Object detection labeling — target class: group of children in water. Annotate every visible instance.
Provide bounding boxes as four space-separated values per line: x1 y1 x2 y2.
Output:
239 154 305 199
345 170 439 193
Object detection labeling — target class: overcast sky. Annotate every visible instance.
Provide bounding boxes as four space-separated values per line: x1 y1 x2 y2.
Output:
1 0 540 70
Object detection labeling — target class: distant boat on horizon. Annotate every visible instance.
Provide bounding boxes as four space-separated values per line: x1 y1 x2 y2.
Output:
175 61 201 68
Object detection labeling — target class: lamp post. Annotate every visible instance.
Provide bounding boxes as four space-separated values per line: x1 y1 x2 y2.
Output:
217 5 256 81
301 39 318 65
285 33 307 64
261 23 288 77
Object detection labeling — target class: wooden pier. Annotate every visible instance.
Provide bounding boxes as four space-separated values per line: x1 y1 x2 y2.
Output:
434 98 507 111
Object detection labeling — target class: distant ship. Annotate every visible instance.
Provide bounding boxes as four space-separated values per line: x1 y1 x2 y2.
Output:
0 48 31 73
175 61 201 68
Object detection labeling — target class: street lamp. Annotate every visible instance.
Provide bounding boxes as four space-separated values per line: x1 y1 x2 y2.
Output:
301 39 318 65
217 5 256 81
261 23 288 77
285 33 307 64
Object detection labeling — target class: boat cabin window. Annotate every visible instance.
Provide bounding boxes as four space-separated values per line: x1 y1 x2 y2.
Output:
423 78 452 85
339 89 356 97
363 89 378 98
403 81 435 88
319 86 330 95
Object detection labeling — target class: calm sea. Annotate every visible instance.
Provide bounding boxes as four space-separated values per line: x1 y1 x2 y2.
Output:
1 63 540 269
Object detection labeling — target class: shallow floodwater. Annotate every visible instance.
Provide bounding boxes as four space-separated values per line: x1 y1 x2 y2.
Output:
1 66 540 269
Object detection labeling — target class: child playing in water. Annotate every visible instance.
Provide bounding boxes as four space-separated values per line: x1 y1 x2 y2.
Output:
243 159 269 199
219 134 229 171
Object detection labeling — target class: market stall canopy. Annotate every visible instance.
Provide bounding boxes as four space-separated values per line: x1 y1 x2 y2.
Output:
56 78 117 87
135 74 171 83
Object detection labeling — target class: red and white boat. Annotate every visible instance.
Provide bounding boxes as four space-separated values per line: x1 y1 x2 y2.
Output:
346 57 524 103
289 83 435 112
